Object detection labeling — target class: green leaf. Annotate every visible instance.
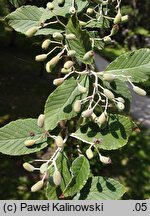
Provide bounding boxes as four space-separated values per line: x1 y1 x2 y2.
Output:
44 76 89 131
0 119 47 156
85 17 110 29
105 48 150 83
64 155 90 197
74 176 126 200
5 6 45 34
46 152 71 200
42 0 88 21
103 79 131 100
9 0 26 8
71 115 134 150
65 16 92 64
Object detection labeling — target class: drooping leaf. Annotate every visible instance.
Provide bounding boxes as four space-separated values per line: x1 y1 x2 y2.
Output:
64 155 90 197
74 176 126 200
65 15 92 64
44 76 89 131
46 152 71 200
0 119 47 156
104 48 150 83
71 115 134 150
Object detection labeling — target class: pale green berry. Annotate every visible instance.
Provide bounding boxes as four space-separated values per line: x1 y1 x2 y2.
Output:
55 135 64 148
86 8 94 15
65 34 76 40
103 88 115 100
67 50 76 57
24 139 36 147
64 60 74 69
47 2 54 10
53 170 62 186
79 20 87 26
46 56 60 72
35 54 47 62
42 39 51 50
103 74 115 82
86 148 94 159
103 36 111 44
25 26 38 37
73 100 81 113
77 84 87 93
133 86 146 96
37 114 45 128
31 180 44 192
114 11 122 24
53 78 64 86
97 112 107 125
110 25 119 36
40 163 48 174
53 32 63 41
61 67 71 74
83 50 94 61
121 15 128 23
100 155 111 164
69 6 76 14
117 102 125 111
23 162 35 172
116 97 125 103
81 109 93 118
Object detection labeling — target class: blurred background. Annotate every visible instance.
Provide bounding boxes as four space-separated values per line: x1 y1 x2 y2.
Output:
0 0 150 199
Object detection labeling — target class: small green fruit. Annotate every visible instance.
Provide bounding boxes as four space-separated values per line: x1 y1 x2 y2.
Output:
42 39 51 50
53 78 64 86
77 84 87 93
83 50 94 61
47 2 54 10
24 140 36 147
86 8 94 15
55 135 64 148
103 36 111 44
31 180 44 192
35 54 47 62
37 114 45 128
97 112 107 125
110 25 119 36
65 34 76 40
64 60 74 69
69 6 76 14
23 162 35 172
46 56 60 72
73 100 81 113
103 74 115 82
53 32 63 41
67 50 76 57
117 102 125 111
40 163 48 174
25 26 38 37
133 86 146 96
81 109 93 118
86 148 94 159
53 170 62 186
103 89 115 100
100 155 111 164
114 11 122 24
121 15 128 23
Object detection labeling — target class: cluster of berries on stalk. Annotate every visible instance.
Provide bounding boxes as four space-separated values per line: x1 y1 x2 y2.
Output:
23 0 147 192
